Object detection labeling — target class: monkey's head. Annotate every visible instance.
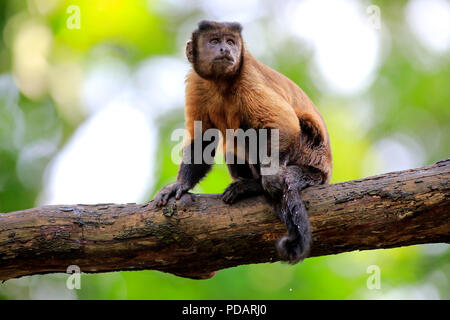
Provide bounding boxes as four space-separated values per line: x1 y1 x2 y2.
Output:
186 20 244 80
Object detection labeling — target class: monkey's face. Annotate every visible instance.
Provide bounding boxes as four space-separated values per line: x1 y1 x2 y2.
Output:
187 31 243 80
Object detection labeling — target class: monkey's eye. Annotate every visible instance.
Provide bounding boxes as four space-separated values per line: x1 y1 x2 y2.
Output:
227 39 235 46
210 39 219 45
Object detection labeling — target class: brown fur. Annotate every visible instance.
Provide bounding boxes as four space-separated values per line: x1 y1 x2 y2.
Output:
185 47 332 182
155 20 333 263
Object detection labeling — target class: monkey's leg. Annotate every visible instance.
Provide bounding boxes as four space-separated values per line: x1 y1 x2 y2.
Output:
276 165 324 263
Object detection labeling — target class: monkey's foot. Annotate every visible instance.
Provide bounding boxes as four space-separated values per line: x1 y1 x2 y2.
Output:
221 179 263 204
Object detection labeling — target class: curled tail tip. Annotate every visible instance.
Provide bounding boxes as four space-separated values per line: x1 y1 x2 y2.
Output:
276 235 311 264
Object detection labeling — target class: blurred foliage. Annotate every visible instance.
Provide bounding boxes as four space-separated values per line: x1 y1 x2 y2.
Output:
0 0 449 299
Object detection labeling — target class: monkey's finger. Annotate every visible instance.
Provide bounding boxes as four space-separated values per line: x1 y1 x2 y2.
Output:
175 187 185 200
156 197 164 207
153 193 164 207
156 190 170 206
160 190 174 206
221 190 235 204
221 191 229 202
222 196 233 204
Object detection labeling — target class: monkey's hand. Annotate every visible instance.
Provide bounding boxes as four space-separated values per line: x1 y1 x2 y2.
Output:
153 182 191 207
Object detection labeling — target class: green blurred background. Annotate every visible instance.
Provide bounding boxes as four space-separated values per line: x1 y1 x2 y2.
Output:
0 0 449 299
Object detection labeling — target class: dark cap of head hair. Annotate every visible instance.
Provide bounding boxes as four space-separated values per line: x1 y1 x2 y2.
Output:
196 20 243 33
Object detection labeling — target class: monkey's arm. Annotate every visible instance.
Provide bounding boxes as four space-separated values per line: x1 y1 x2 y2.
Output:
154 141 214 206
154 110 216 207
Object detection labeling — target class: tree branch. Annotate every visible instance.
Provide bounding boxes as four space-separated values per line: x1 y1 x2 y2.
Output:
1 159 449 281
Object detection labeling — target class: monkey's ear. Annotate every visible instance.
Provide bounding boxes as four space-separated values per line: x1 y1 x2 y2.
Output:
186 40 194 64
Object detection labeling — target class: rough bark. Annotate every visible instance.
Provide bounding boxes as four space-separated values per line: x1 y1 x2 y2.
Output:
0 159 449 281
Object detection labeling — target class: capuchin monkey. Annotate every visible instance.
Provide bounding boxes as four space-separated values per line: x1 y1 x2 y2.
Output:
154 20 332 263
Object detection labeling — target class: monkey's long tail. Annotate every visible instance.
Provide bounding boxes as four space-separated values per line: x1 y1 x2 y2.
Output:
274 182 312 264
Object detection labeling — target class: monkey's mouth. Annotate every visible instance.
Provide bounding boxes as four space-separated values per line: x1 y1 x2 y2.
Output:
214 56 234 63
